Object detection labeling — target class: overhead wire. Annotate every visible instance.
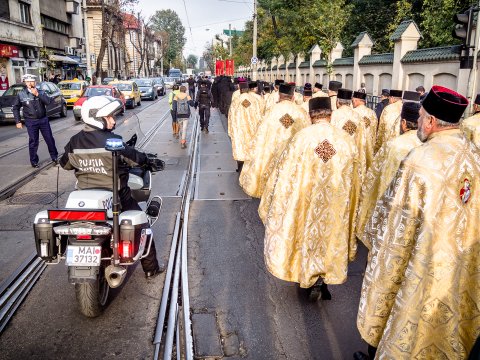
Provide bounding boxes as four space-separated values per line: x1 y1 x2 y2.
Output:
182 0 196 51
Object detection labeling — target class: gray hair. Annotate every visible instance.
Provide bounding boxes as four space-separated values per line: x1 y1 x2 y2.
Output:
337 99 351 106
423 108 459 127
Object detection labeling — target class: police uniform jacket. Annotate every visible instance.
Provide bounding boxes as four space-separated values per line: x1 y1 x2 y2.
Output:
59 125 148 191
12 87 52 123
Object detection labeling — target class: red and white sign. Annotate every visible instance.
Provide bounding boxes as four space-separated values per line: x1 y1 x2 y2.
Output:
0 44 19 58
215 60 225 76
225 59 235 76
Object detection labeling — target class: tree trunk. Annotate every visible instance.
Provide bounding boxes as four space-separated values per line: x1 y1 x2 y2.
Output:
95 1 110 78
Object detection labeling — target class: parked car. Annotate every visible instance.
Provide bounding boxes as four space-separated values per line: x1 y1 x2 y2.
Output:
153 78 166 96
101 77 117 85
73 85 125 121
109 80 141 109
0 82 67 123
163 77 175 89
134 78 157 100
57 78 89 108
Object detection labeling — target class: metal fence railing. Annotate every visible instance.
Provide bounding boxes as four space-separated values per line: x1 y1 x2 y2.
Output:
366 95 380 110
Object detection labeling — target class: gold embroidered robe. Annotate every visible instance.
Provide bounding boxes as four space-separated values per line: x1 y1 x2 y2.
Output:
294 91 304 105
374 100 402 154
260 121 359 287
263 92 276 115
460 112 480 147
330 95 337 111
312 90 328 98
355 130 421 249
357 129 480 359
228 92 263 161
354 104 378 169
239 101 310 198
331 105 368 184
301 99 310 113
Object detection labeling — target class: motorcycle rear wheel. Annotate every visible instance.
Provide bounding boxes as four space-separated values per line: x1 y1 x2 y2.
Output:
74 264 109 317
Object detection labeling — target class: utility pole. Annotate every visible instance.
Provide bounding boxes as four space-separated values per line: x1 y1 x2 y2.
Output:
252 0 258 80
229 23 232 57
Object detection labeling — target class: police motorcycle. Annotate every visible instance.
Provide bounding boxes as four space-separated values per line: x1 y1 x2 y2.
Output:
32 97 164 317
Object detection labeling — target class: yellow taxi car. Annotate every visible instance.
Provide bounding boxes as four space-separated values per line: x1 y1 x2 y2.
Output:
57 78 89 108
108 80 141 109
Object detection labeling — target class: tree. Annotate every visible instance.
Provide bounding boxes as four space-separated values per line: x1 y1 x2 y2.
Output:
150 9 186 66
91 0 138 79
186 54 198 68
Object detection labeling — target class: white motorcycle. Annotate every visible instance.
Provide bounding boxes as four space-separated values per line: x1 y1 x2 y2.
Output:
33 135 164 317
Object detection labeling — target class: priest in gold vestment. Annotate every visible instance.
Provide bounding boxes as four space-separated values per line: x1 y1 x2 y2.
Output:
353 91 377 168
356 86 480 360
260 97 359 296
228 82 263 172
355 102 422 249
328 80 342 111
301 88 313 113
239 83 310 198
460 93 480 147
331 88 369 187
312 82 328 98
374 89 403 154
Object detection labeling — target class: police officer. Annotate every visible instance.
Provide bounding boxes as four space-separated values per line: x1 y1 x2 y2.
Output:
60 96 165 278
13 74 58 168
195 82 213 133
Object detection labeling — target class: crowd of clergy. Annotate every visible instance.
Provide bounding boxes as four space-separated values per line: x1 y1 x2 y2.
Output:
226 77 480 359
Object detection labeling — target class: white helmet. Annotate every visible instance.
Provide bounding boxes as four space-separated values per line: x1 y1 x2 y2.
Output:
81 96 123 130
22 74 37 82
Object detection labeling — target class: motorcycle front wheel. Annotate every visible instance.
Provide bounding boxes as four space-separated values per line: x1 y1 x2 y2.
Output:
74 262 109 317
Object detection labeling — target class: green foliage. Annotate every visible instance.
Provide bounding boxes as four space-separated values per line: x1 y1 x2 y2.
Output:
233 0 479 65
150 10 186 66
186 54 198 68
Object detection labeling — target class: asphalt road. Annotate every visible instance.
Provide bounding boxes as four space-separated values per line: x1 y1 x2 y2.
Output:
0 100 370 360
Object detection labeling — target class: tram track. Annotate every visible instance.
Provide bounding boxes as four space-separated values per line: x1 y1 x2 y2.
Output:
0 96 169 202
0 102 170 335
154 112 199 359
0 94 167 161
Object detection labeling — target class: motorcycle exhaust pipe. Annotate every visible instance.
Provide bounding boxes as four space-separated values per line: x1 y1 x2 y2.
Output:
105 265 127 288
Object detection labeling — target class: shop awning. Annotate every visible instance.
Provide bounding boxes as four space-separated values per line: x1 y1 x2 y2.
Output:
49 54 79 64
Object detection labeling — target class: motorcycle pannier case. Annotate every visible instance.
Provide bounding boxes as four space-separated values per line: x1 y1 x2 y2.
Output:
33 212 58 261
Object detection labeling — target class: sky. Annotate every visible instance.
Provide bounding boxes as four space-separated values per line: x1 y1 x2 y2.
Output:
136 0 253 59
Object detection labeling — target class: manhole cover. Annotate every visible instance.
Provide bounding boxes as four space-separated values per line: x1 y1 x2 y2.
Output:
9 192 57 205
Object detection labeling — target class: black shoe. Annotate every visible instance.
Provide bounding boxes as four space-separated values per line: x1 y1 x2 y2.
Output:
353 351 370 360
31 163 40 168
51 159 59 165
200 127 204 131
145 263 165 279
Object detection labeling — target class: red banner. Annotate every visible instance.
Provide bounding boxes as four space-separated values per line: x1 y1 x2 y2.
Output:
0 44 19 58
225 59 234 76
215 60 225 76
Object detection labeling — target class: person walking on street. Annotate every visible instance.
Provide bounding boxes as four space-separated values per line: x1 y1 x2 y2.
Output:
187 75 196 99
12 74 58 168
172 85 194 149
195 82 213 133
169 84 180 138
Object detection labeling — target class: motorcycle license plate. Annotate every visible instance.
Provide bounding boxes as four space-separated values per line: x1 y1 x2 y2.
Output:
66 246 102 266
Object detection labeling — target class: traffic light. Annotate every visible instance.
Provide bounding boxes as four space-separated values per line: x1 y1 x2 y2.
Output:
453 7 474 49
453 7 475 69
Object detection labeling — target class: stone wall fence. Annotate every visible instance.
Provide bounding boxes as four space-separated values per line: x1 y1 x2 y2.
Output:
237 20 475 105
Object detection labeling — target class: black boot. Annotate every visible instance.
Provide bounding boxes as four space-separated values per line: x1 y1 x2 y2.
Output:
353 345 377 360
236 161 244 173
141 237 164 278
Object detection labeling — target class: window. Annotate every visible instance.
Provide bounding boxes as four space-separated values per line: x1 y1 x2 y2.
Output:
41 15 67 34
0 0 10 20
19 2 31 24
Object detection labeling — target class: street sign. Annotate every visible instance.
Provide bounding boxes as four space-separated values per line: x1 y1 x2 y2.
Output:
251 57 258 65
223 29 244 36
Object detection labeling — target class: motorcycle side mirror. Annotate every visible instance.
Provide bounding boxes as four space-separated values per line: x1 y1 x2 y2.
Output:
125 133 137 147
